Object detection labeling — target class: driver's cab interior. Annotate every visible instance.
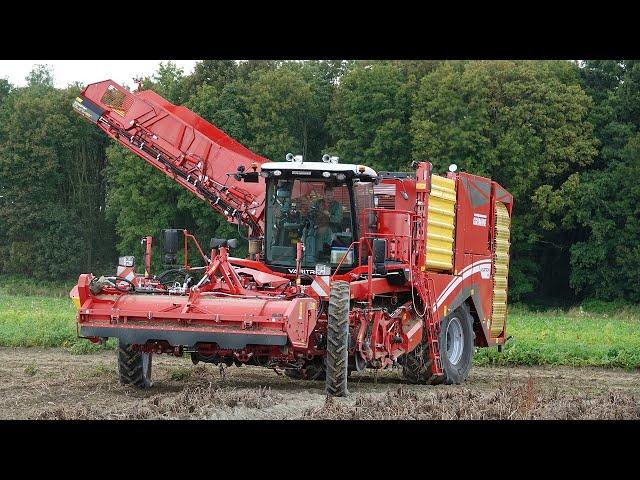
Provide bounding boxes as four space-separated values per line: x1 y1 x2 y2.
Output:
266 179 355 269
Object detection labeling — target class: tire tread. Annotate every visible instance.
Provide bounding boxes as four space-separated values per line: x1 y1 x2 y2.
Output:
117 339 152 388
325 281 350 396
402 303 474 385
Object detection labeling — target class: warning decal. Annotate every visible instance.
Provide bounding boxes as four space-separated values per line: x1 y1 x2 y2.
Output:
473 213 487 227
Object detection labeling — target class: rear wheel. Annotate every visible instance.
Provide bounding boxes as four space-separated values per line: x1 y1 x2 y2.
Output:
402 304 474 385
325 281 350 397
117 339 153 388
401 342 435 384
439 305 474 384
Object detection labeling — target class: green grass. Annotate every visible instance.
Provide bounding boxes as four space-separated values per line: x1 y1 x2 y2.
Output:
1 282 639 368
169 366 192 381
474 304 640 369
24 361 38 376
0 274 77 298
0 294 114 354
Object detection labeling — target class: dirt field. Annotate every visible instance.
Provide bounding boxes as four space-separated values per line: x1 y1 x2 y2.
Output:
1 347 638 420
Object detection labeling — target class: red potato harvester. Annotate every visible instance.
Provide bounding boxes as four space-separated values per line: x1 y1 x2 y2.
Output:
70 80 513 395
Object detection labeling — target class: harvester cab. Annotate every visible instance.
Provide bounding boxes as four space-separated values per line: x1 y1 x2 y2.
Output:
258 154 376 275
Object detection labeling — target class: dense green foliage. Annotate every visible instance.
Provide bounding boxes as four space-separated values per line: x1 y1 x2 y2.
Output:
0 60 638 304
411 61 599 300
0 274 76 297
0 66 115 280
567 61 640 301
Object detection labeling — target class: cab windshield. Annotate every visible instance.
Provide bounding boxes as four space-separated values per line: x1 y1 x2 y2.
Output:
265 179 354 268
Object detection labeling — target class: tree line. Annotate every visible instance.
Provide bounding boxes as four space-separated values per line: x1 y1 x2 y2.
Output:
0 60 638 304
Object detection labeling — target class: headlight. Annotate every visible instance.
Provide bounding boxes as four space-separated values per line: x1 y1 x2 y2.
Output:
273 170 282 176
336 173 346 181
322 171 331 178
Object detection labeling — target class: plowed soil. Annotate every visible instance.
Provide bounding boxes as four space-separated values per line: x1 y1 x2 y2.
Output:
1 347 638 420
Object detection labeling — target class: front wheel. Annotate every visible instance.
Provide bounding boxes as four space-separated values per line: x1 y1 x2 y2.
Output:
325 281 350 396
117 339 153 388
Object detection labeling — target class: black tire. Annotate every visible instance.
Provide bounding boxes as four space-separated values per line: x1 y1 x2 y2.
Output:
325 281 350 396
402 304 474 385
401 342 435 384
439 304 474 384
117 339 153 388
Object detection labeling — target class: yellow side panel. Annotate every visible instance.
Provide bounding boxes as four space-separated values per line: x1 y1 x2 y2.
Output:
491 202 511 337
425 175 456 272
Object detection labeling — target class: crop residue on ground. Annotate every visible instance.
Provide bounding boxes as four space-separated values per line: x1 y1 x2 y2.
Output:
1 347 638 420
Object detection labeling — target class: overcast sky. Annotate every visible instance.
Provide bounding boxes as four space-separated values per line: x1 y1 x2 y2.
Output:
0 60 200 88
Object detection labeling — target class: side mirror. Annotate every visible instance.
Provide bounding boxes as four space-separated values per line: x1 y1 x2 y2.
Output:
242 171 259 183
210 238 238 249
234 165 259 183
210 238 225 249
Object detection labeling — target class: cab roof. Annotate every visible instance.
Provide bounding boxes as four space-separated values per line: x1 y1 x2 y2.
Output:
261 161 377 181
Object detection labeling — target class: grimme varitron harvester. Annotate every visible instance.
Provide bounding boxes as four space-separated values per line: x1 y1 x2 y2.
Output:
70 79 513 396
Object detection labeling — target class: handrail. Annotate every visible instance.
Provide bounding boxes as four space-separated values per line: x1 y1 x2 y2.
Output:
182 229 210 267
330 208 418 281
